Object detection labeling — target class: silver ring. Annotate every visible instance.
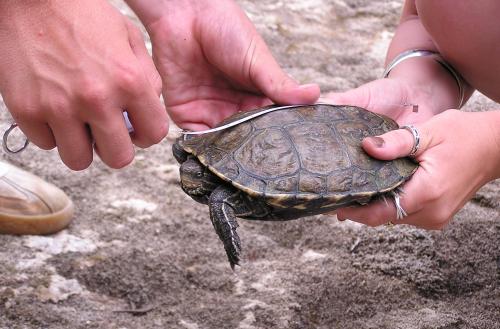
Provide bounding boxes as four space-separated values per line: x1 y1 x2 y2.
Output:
2 123 29 154
402 125 420 157
391 191 408 221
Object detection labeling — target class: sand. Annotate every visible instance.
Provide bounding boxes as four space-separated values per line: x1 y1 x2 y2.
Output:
1 1 498 328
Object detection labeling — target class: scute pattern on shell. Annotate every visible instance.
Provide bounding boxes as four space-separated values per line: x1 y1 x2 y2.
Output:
180 105 417 208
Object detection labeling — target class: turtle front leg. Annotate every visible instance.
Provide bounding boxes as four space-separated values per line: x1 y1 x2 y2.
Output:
208 185 242 270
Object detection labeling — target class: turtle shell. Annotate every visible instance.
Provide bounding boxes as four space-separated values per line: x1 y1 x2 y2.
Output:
178 104 417 210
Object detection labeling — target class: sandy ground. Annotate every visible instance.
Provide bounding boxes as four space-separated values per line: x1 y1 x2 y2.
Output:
1 1 499 328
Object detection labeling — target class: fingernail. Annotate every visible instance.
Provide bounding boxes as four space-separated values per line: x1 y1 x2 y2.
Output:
298 83 318 90
366 136 385 148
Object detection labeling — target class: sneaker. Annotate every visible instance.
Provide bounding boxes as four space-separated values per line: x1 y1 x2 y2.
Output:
0 161 74 235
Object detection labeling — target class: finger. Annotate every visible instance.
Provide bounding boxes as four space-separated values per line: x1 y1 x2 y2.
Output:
4 99 57 150
89 110 135 169
337 196 410 227
167 92 271 129
322 87 372 108
14 119 56 150
246 38 320 104
337 201 395 227
111 49 168 148
337 167 429 227
49 118 93 170
322 79 411 118
168 98 239 129
362 123 432 160
125 88 168 148
126 20 162 95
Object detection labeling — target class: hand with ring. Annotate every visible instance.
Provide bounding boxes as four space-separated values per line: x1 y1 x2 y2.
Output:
335 109 500 230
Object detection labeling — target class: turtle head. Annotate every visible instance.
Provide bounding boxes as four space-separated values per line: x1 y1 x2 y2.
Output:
179 157 219 204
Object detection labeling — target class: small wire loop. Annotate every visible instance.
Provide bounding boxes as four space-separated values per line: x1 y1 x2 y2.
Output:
3 123 29 154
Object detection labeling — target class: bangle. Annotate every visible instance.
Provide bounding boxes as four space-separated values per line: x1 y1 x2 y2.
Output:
383 49 465 108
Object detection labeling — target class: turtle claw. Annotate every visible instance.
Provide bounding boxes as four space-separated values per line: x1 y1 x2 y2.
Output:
225 235 242 270
214 218 242 270
218 214 242 270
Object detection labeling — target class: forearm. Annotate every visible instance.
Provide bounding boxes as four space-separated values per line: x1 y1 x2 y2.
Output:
124 0 168 27
469 110 500 183
489 110 500 180
385 0 474 113
125 0 203 30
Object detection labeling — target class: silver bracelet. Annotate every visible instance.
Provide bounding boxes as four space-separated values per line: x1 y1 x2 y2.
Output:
383 49 465 108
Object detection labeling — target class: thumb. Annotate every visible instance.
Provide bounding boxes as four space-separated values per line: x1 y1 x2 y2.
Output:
362 124 430 160
322 86 371 108
249 40 320 104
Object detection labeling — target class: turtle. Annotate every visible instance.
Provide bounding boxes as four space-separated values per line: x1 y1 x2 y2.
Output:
173 104 417 269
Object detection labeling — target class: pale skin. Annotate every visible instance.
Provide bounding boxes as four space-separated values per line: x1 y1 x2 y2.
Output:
1 0 498 231
0 0 166 170
0 0 319 170
125 0 319 131
327 0 500 229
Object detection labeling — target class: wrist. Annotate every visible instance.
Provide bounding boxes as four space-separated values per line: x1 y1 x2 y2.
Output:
125 0 200 32
124 0 168 28
387 55 466 115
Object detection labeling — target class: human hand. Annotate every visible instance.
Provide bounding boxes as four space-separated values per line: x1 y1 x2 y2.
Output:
136 0 320 130
323 77 460 125
0 0 167 170
336 110 500 230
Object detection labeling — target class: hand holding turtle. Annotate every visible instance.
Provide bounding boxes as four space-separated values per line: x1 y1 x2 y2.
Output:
324 76 459 125
336 109 500 229
126 0 320 131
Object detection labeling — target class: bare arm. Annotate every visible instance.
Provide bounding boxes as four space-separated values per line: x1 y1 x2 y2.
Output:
329 1 500 229
123 0 319 130
384 0 474 114
123 0 166 27
388 1 500 180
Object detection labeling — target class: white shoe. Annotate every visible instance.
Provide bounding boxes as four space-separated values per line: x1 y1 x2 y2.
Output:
0 161 74 235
